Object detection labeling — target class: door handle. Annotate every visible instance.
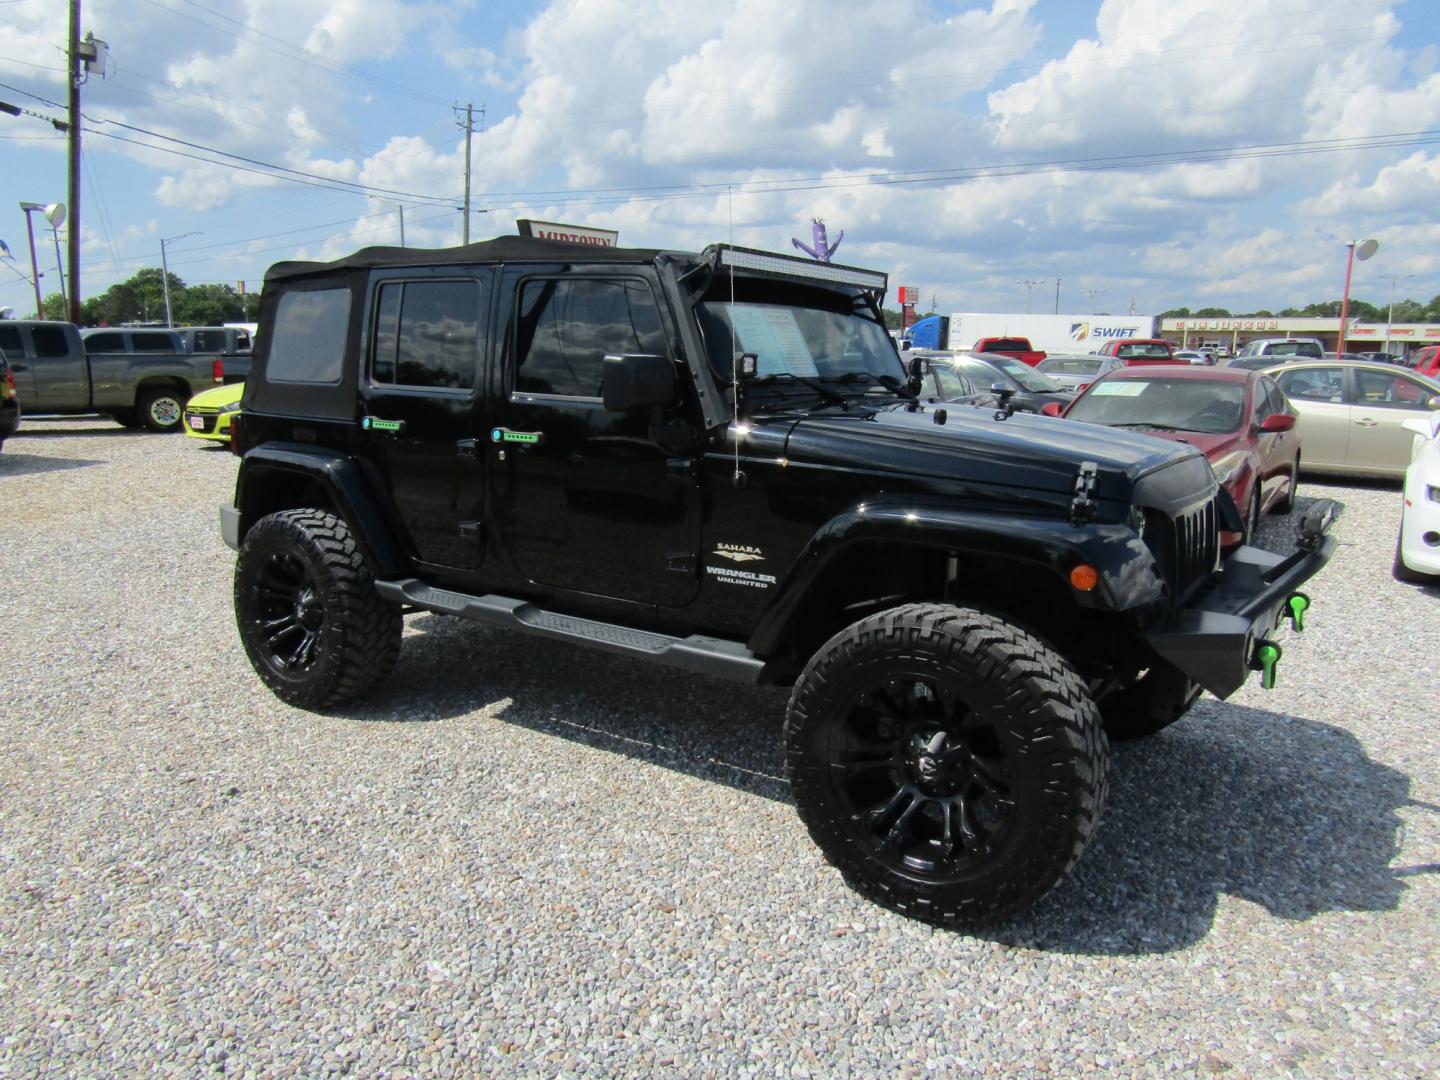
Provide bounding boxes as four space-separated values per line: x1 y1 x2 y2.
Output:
1354 418 1379 427
489 427 545 448
361 416 406 434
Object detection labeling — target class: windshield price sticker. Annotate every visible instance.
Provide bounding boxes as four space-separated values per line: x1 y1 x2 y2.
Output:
727 305 820 378
1089 382 1148 397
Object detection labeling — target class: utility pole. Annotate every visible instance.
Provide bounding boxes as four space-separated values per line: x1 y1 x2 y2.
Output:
1054 278 1061 314
398 204 406 247
67 0 81 324
456 102 475 244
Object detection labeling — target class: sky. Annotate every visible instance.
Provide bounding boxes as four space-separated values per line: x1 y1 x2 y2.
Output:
2 0 1439 322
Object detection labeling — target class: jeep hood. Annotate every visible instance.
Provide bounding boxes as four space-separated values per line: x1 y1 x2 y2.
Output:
773 401 1202 502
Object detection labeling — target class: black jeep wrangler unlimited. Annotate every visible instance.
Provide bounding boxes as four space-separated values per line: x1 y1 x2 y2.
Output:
222 236 1336 928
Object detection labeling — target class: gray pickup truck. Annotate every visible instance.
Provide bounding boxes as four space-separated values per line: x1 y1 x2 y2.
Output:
0 321 222 432
175 325 253 384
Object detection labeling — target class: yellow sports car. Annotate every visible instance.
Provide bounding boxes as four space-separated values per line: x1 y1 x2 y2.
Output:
184 381 243 443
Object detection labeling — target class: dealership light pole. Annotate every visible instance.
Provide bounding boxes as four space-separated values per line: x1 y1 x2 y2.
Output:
18 202 47 316
1016 279 1046 314
1337 237 1378 354
159 231 199 327
1382 273 1413 354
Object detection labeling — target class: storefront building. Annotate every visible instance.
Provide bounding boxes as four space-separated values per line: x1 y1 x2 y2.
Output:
1162 316 1440 355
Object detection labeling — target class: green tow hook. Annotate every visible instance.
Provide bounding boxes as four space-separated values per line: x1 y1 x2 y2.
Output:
1254 640 1283 690
1286 592 1311 633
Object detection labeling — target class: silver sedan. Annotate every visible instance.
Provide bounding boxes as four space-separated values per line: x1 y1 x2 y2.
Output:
1267 360 1440 478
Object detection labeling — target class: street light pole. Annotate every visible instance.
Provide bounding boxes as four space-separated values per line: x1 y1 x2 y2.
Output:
1337 237 1378 355
19 204 43 316
1016 279 1046 314
159 231 199 327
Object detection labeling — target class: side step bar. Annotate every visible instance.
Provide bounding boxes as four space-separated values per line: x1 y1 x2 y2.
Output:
375 578 766 684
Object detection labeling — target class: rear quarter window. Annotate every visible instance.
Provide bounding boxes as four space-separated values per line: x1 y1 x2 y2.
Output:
132 333 179 352
84 332 126 353
268 288 352 384
31 327 71 358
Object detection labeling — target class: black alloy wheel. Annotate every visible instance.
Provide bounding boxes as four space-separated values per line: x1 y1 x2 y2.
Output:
786 604 1108 928
234 509 402 709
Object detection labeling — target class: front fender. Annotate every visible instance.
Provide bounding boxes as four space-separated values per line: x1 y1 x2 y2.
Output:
233 442 407 575
748 497 1164 656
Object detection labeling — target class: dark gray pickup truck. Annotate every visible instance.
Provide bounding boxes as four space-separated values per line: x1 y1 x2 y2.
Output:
176 325 253 384
0 321 223 432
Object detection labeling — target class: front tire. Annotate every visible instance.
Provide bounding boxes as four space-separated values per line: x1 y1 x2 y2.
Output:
785 604 1108 929
1393 534 1438 584
234 509 402 709
137 387 187 433
1273 455 1300 514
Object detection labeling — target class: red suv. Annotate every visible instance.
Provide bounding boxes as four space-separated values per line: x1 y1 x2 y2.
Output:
1411 345 1440 378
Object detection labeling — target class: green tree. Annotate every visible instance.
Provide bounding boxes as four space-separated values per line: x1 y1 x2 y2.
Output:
176 282 246 325
1158 307 1190 318
1193 307 1232 317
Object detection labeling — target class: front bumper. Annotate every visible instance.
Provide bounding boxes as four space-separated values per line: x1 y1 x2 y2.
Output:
1144 500 1339 698
185 408 235 442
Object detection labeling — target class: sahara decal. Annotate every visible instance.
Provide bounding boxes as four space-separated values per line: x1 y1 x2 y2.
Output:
713 543 765 563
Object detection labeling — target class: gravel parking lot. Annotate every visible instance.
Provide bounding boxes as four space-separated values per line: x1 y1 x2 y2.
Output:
2 416 1437 1077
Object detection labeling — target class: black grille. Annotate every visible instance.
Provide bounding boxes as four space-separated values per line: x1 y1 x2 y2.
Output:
1145 497 1220 601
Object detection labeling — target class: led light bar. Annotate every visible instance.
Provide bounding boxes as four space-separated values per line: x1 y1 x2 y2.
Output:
706 244 888 292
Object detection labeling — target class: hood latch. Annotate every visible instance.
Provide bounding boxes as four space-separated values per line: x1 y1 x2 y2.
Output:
1069 461 1099 527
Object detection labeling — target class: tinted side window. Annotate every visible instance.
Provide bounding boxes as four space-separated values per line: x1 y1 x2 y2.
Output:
133 333 178 352
514 279 666 398
191 330 225 352
0 326 21 354
371 280 481 390
31 327 70 358
268 288 351 384
84 332 125 353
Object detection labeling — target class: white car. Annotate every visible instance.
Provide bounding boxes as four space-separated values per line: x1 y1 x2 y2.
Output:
1395 410 1440 583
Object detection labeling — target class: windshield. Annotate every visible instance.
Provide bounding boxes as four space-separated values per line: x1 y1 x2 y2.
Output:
1067 377 1248 434
698 295 903 387
984 355 1063 393
1038 357 1103 377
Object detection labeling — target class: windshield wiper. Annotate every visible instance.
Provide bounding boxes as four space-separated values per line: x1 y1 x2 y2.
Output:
746 372 847 408
825 370 916 400
1111 422 1177 431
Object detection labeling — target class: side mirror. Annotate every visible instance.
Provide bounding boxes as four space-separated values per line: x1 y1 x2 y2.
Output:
1040 401 1065 417
1259 413 1297 433
601 354 677 413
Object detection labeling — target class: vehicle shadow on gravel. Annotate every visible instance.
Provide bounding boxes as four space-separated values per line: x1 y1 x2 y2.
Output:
998 698 1419 955
0 451 103 476
357 615 793 799
357 617 1419 954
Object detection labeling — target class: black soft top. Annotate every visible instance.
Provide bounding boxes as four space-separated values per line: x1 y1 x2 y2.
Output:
264 235 678 284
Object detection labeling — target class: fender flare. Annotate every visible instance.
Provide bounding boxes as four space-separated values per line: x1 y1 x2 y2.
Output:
234 442 408 576
748 496 1163 657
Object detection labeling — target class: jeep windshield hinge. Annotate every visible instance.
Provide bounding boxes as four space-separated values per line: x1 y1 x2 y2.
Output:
1069 461 1099 527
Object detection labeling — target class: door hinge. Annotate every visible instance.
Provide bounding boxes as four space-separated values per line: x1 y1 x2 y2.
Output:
456 438 480 460
665 553 696 574
458 520 483 540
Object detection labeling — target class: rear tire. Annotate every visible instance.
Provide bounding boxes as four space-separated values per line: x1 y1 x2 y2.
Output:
785 603 1108 929
137 387 187 433
235 509 402 709
1099 665 1202 742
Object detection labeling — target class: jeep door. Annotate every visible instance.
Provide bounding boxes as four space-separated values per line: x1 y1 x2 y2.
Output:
489 267 701 608
359 272 491 571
